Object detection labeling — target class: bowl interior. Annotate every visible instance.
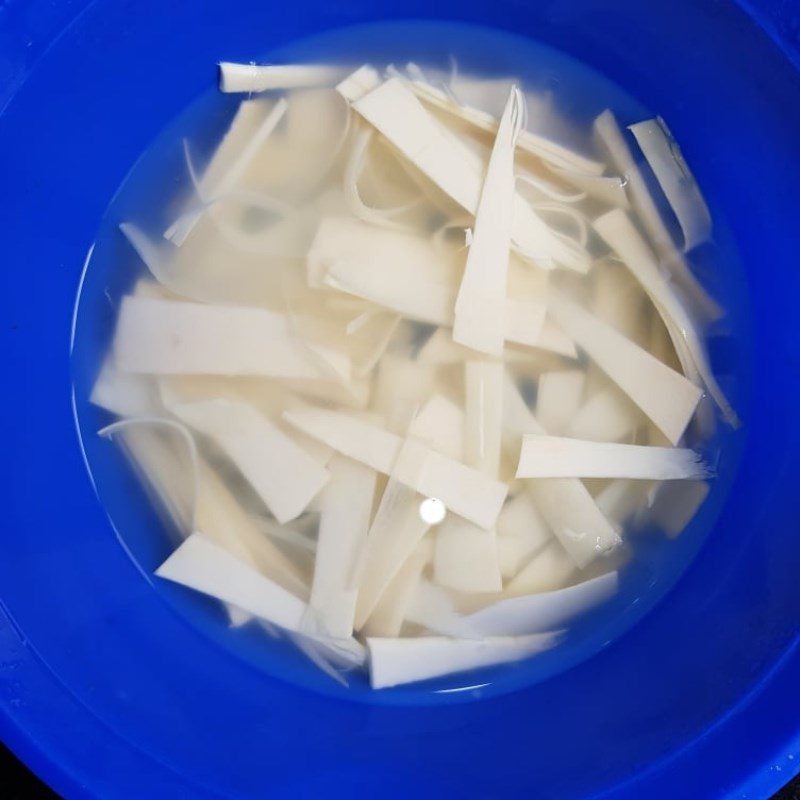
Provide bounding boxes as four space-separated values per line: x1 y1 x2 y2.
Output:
2 2 800 798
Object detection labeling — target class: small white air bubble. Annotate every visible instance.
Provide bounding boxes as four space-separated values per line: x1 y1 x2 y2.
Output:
419 497 447 525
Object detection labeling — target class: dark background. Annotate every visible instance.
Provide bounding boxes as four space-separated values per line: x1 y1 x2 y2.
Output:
1 743 799 798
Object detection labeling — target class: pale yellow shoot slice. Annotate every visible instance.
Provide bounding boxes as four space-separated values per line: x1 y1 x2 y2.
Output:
405 75 605 176
433 516 503 593
594 479 647 528
464 571 618 635
496 492 552 580
453 88 524 355
352 79 589 271
408 394 465 461
113 296 340 380
283 407 399 474
367 632 559 689
505 540 576 595
219 62 344 93
527 479 622 569
157 532 307 631
548 293 702 445
353 456 431 630
282 408 508 530
91 358 162 418
628 118 712 252
501 375 620 568
568 387 639 443
166 397 330 524
536 370 586 435
360 541 432 637
193 459 310 600
593 110 722 321
594 209 738 427
324 257 546 348
302 455 377 639
517 436 711 480
335 64 382 103
465 361 504 478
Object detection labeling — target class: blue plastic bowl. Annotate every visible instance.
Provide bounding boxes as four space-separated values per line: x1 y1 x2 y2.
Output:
2 1 800 797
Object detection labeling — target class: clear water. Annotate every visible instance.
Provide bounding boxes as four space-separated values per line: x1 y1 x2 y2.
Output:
70 20 749 705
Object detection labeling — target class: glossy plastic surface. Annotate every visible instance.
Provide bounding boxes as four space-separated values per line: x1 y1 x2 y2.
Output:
1 1 800 798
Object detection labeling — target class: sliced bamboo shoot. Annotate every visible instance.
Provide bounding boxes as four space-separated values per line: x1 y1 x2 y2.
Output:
453 88 523 355
536 370 585 435
593 110 722 320
352 79 589 271
594 208 738 426
367 632 560 688
219 62 343 93
465 571 618 635
628 118 711 252
517 436 711 480
548 293 702 444
114 296 341 380
166 397 330 523
465 361 504 477
303 456 377 638
433 516 503 593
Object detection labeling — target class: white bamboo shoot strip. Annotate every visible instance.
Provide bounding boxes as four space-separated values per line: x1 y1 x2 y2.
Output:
351 79 589 272
202 99 288 200
302 456 377 639
353 460 431 629
404 580 475 638
113 296 339 380
536 370 586 435
99 418 198 536
404 76 605 176
545 164 630 208
593 110 722 321
157 532 307 630
453 88 523 355
502 375 620 567
307 215 458 289
408 394 465 461
527 479 622 568
594 209 738 426
536 319 578 358
336 64 382 102
219 62 344 93
649 480 709 537
628 118 712 252
157 533 362 666
367 632 560 688
323 256 546 348
433 516 503 593
465 361 504 478
282 409 507 530
394 439 508 531
517 436 711 480
496 493 552 580
360 541 432 637
592 260 648 343
373 356 440 432
166 398 329 524
416 327 536 364
568 387 639 443
91 359 162 418
506 540 577 595
548 293 702 444
464 571 618 636
283 407 398 474
594 479 646 528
